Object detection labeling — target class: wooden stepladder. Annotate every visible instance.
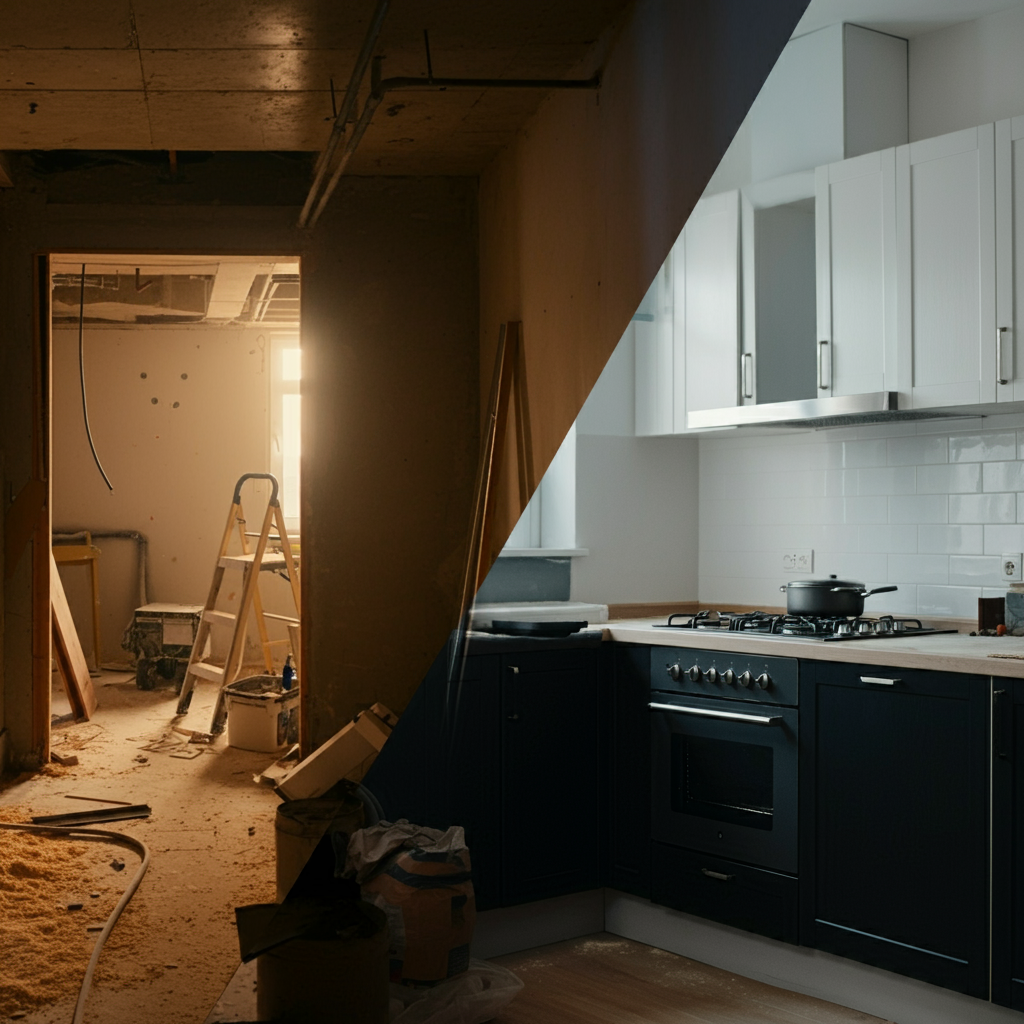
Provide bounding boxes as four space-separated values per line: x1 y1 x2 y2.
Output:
175 473 300 734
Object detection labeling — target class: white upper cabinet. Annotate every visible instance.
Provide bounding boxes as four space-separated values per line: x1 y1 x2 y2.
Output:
996 117 1024 401
634 257 674 436
815 148 897 397
896 124 997 408
682 191 742 415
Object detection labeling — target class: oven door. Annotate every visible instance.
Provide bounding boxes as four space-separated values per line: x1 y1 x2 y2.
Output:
650 694 798 875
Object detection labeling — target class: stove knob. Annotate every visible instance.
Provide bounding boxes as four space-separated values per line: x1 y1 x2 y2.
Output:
738 670 753 688
667 663 683 681
706 667 719 684
756 672 771 690
688 665 703 683
722 669 736 686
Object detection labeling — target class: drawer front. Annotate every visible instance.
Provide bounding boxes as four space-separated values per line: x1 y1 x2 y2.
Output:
651 842 798 944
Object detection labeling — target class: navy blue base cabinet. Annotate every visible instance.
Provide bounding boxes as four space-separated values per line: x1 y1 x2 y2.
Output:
363 633 602 911
993 678 1024 1010
800 661 990 999
604 644 652 898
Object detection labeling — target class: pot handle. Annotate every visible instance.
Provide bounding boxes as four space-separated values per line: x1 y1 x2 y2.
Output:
864 585 898 597
830 585 898 596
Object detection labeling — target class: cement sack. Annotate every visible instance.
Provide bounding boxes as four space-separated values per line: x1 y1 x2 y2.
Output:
346 820 475 984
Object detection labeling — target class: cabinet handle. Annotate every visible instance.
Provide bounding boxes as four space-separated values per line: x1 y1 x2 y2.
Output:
649 701 780 725
742 353 753 399
860 676 899 686
997 327 1010 385
701 868 735 882
818 339 831 390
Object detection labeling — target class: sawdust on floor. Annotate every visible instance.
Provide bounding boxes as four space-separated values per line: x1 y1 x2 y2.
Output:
0 671 283 1024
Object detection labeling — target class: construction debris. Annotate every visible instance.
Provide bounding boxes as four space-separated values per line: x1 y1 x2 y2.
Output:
51 751 79 767
32 805 151 828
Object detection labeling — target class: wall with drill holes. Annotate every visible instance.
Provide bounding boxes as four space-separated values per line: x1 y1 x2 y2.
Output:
51 322 291 669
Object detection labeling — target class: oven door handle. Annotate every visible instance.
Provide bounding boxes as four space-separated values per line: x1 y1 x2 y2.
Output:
648 702 782 726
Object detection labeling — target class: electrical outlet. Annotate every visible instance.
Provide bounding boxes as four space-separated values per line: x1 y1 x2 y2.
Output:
782 550 813 573
1002 553 1023 582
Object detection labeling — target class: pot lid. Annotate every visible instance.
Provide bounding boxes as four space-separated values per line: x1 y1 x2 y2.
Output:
785 575 864 590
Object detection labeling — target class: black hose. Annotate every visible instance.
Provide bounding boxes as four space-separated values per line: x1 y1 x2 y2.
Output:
78 263 114 492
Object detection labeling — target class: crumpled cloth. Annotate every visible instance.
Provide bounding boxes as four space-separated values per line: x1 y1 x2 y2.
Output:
345 819 468 884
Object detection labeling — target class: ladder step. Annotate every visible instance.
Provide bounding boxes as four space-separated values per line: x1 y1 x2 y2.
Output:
203 610 237 627
190 663 226 683
218 552 291 571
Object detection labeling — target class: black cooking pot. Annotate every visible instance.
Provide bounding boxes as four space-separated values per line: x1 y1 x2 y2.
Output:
780 575 898 616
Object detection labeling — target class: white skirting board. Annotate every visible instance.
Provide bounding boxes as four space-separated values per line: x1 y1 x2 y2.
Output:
605 892 1021 1024
472 890 605 959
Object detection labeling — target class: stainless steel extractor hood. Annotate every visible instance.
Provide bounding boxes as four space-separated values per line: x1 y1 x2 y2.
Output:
685 392 975 430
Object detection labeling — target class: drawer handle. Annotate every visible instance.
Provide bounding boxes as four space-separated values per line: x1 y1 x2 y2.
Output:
701 868 735 882
860 676 899 686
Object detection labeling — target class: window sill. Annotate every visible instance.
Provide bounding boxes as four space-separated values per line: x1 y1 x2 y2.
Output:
497 547 588 558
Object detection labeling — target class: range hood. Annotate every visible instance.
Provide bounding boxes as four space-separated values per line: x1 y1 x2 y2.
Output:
686 393 974 430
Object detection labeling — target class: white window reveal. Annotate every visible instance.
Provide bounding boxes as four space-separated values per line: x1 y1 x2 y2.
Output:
270 335 301 530
501 423 584 556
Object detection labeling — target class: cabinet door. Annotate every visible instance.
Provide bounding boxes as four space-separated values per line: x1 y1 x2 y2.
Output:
684 190 742 415
801 662 989 998
993 679 1024 1010
896 125 996 408
605 645 651 897
996 117 1024 401
634 257 675 436
815 149 896 397
501 648 601 905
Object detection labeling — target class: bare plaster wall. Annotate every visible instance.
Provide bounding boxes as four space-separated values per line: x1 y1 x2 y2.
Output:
1 171 478 765
477 0 810 576
51 323 281 668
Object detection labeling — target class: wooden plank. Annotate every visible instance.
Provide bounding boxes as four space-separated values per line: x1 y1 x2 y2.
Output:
50 552 96 721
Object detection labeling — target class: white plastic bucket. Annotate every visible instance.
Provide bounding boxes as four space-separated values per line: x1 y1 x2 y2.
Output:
225 675 298 752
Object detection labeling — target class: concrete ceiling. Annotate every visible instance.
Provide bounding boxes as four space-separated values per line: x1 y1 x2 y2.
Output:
0 0 627 174
795 0 1024 38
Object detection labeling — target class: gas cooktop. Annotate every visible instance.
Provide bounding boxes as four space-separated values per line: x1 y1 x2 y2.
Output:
652 610 958 641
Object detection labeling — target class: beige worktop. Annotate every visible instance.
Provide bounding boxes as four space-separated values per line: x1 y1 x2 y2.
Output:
603 618 1024 679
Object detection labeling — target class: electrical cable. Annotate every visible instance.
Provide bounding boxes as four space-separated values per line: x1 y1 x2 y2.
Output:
0 821 150 1024
78 263 114 491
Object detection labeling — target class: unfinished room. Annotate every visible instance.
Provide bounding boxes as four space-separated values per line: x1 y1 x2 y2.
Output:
5 1 1024 1024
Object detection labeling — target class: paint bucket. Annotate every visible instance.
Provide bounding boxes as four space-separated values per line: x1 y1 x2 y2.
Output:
275 795 365 902
224 675 299 753
256 901 389 1023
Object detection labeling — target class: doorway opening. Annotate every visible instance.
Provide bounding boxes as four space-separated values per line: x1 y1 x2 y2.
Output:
47 253 302 751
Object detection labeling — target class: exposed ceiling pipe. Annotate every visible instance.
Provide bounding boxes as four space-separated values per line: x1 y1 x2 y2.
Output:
302 43 602 229
298 0 391 229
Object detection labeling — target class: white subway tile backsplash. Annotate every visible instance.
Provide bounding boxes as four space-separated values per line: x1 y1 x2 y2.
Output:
918 585 982 619
887 553 948 585
949 555 1004 587
860 525 918 553
918 525 984 554
949 493 1017 524
887 435 947 467
949 432 1016 463
916 462 981 494
983 460 1024 492
889 494 948 524
984 524 1024 555
698 423 1024 617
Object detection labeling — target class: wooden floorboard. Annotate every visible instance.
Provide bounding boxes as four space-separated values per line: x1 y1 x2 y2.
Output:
491 934 893 1024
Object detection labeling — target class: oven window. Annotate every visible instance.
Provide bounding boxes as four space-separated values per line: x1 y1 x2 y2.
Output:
671 735 774 830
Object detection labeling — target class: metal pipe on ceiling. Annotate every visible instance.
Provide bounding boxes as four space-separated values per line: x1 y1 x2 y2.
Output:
301 56 602 230
297 0 391 229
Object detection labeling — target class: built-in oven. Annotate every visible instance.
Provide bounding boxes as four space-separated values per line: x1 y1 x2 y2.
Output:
649 647 799 875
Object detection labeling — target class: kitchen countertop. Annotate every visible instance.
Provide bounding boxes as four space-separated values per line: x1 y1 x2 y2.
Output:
603 618 1024 679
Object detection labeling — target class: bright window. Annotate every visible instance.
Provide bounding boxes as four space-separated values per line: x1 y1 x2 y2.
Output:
271 336 301 530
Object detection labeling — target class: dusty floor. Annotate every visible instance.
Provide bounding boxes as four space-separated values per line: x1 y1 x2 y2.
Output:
0 670 281 1024
491 934 892 1024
